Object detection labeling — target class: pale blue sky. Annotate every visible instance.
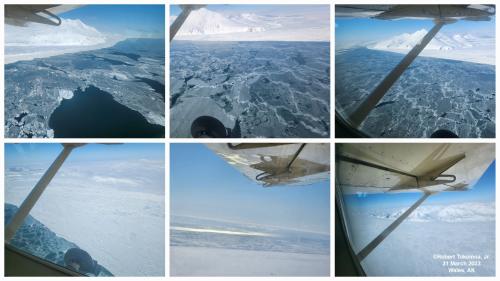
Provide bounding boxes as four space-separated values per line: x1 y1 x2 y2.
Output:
170 144 330 234
5 143 164 166
61 5 165 38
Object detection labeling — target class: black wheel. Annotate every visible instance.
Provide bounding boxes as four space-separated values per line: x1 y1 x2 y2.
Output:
64 248 96 275
191 116 229 138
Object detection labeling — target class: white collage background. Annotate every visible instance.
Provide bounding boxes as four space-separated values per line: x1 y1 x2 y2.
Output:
0 0 498 280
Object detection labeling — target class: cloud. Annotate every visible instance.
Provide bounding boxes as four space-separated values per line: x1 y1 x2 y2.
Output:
92 175 140 187
372 202 495 222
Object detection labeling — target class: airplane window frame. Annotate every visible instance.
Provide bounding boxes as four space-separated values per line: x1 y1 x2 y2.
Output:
5 210 105 277
335 110 370 138
334 179 367 276
5 243 84 277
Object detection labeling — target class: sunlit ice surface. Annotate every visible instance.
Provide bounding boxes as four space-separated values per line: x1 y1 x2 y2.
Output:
170 216 330 276
336 48 495 138
5 39 165 138
170 41 330 138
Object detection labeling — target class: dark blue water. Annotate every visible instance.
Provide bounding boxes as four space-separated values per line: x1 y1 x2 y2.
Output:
49 85 164 138
136 77 165 100
110 51 140 61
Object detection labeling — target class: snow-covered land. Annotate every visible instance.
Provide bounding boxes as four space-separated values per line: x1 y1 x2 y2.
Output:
5 154 165 276
343 201 495 276
5 19 121 64
172 7 330 41
172 246 329 276
170 216 330 276
6 19 106 46
175 8 265 35
367 29 494 65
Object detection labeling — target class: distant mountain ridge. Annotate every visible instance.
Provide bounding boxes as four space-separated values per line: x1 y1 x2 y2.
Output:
363 29 495 65
170 7 330 42
174 8 266 36
370 29 492 51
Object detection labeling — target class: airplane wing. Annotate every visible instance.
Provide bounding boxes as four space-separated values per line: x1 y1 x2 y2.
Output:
206 143 330 187
5 5 83 26
336 143 494 194
335 5 495 21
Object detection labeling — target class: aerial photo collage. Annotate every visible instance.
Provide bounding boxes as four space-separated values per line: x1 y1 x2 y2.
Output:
0 1 498 280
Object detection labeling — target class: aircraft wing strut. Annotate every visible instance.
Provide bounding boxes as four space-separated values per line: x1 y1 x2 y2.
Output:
5 144 84 242
348 21 447 127
356 191 432 261
170 5 206 42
